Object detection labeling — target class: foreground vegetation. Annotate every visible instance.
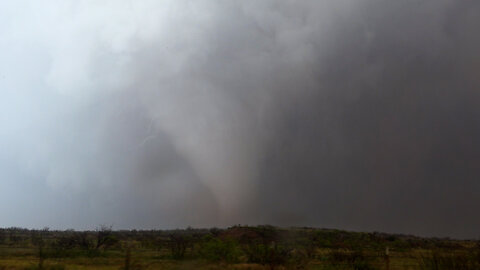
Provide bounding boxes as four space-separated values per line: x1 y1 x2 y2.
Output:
0 225 478 269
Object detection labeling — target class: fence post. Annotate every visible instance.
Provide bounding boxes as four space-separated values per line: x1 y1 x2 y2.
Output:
124 246 131 270
385 246 390 270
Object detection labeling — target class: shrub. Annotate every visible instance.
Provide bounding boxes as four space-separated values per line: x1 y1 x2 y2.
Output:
167 233 192 260
243 241 292 270
95 225 119 250
327 249 377 270
198 236 241 263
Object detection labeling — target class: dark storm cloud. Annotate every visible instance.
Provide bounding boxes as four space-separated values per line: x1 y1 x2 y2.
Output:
254 0 480 238
1 0 479 238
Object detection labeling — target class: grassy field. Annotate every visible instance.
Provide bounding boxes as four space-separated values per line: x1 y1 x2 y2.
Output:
0 226 478 269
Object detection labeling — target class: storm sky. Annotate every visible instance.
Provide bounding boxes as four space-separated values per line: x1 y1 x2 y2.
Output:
0 0 480 238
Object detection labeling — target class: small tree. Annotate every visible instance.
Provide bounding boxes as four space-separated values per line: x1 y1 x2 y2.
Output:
167 233 191 260
0 230 5 244
95 225 118 250
55 231 78 250
31 228 49 269
76 231 93 250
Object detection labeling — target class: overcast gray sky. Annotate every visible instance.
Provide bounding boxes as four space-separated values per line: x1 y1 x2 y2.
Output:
0 0 480 238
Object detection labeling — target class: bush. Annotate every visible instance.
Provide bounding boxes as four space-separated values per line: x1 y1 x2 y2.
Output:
167 233 192 260
95 225 119 250
198 237 241 263
243 241 292 270
327 249 377 270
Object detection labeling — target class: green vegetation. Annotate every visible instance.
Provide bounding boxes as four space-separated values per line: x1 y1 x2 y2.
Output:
0 226 477 269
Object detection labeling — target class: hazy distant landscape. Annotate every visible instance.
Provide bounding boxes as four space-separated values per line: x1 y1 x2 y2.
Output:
0 226 479 270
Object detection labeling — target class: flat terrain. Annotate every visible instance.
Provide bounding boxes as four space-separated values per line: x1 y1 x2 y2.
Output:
0 226 478 269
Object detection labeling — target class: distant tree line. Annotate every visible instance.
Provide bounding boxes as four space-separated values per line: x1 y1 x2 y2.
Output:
0 225 479 270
